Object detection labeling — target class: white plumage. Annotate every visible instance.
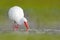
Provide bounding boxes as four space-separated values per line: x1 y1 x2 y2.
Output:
8 6 27 25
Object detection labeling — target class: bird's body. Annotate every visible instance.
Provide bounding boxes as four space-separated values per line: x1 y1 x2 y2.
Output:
8 6 29 32
8 6 25 25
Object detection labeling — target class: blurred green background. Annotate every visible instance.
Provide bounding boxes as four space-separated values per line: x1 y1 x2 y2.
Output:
0 0 60 27
0 0 60 40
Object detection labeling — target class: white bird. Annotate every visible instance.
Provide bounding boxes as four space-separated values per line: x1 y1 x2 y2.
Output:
8 6 29 32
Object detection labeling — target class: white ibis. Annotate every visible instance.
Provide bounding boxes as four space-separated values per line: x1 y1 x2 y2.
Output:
8 6 29 32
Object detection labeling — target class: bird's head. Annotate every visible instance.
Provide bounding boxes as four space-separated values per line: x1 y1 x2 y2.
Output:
23 17 29 31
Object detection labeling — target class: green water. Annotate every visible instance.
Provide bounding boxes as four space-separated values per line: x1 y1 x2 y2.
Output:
0 32 60 40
